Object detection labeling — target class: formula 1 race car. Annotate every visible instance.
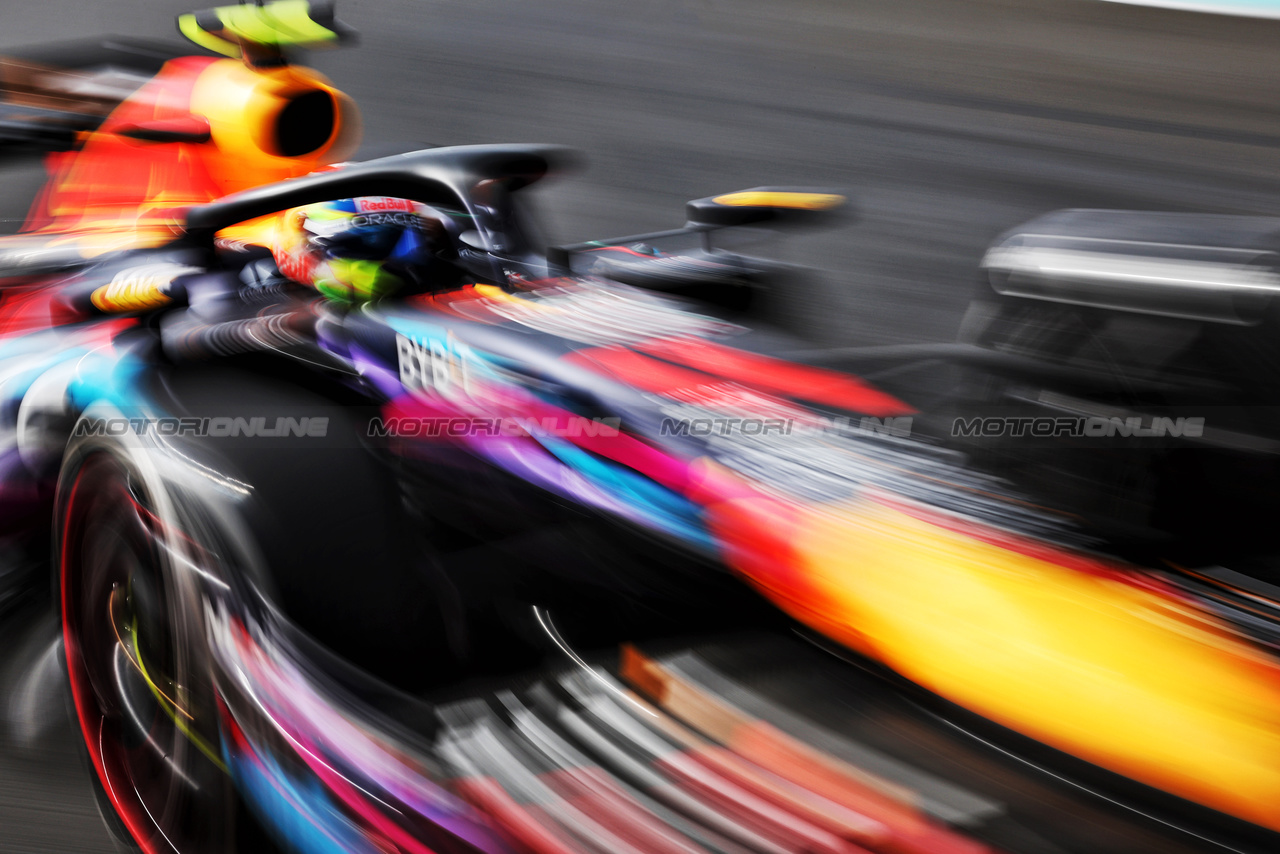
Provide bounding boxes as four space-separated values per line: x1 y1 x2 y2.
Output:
6 4 1280 854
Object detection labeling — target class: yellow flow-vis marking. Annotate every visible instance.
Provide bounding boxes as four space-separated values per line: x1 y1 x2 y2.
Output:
90 264 196 313
712 191 845 210
179 1 340 57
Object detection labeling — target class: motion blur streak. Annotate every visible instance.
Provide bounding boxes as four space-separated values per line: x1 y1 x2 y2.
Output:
210 610 512 854
204 597 1003 854
8 0 1280 853
713 492 1280 830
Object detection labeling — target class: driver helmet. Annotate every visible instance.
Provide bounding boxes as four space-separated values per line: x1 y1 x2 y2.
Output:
273 196 451 302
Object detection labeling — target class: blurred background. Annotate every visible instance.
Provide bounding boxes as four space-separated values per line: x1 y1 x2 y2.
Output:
4 0 1280 849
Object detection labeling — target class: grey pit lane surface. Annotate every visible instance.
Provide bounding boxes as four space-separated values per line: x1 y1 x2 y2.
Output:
2 0 1280 850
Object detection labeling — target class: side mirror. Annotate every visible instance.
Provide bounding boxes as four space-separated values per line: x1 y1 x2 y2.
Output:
685 187 850 228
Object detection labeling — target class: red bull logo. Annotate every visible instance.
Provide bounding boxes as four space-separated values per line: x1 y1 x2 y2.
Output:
356 196 416 213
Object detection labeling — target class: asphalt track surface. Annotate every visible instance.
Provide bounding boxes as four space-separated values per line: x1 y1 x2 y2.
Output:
3 0 1280 850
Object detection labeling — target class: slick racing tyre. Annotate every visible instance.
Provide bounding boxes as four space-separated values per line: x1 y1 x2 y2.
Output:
56 419 273 854
53 364 459 852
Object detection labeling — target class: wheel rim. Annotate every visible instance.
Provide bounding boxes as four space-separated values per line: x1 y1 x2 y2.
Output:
61 452 232 854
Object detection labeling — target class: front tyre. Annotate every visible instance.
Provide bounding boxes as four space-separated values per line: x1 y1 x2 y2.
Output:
56 434 258 854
